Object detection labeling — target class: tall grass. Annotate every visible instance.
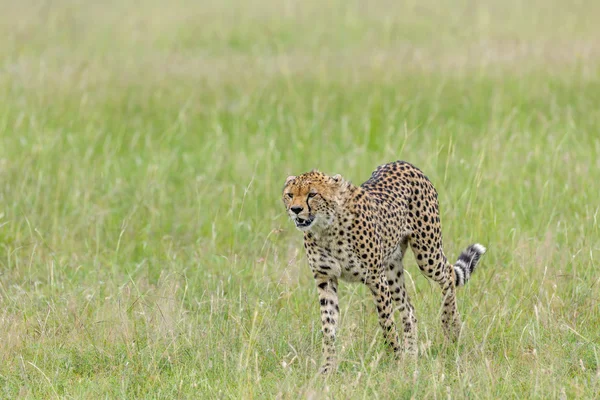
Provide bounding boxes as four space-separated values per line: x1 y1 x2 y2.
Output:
0 0 599 398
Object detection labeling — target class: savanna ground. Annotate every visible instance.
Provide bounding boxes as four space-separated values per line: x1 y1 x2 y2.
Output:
0 0 599 398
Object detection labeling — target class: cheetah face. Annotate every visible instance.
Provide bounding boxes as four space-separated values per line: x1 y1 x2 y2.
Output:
282 171 342 232
284 187 318 231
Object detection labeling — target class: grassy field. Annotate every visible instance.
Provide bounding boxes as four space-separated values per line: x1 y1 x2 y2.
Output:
1 0 599 398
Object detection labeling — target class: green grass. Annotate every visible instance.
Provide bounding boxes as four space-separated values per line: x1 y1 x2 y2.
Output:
1 0 599 398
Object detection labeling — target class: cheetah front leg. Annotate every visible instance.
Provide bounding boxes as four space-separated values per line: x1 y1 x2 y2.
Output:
314 276 339 374
367 272 401 357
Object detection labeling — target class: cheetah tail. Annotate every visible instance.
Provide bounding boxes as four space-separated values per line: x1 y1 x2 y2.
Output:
453 243 486 287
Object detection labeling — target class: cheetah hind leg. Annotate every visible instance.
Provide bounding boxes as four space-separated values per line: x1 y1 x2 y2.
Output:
385 241 418 359
367 272 402 358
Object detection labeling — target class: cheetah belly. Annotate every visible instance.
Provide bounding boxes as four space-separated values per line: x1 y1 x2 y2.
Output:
338 252 366 283
317 236 366 283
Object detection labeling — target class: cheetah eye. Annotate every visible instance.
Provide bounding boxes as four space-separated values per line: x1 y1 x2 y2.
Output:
286 193 293 199
308 192 317 198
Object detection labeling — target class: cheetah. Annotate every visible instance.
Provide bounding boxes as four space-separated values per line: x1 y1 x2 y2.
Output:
282 160 486 374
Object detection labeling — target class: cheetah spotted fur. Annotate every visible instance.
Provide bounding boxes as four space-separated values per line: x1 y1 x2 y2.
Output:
282 160 486 374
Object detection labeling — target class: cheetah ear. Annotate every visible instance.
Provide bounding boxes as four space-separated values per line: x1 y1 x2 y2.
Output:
284 175 296 186
331 174 343 183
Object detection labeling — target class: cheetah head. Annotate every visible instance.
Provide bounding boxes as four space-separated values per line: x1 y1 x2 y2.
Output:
282 170 346 232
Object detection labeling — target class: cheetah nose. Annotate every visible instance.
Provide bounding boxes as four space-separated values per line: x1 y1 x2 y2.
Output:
290 206 303 215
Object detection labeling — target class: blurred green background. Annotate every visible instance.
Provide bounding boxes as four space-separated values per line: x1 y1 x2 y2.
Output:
0 0 599 398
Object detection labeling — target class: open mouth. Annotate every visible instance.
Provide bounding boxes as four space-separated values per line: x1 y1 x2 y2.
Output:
294 216 315 228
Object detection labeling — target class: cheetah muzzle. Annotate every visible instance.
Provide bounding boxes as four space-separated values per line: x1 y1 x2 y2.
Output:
294 216 314 229
282 161 487 374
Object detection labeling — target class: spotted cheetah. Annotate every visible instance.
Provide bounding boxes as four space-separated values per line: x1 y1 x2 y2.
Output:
282 160 486 374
